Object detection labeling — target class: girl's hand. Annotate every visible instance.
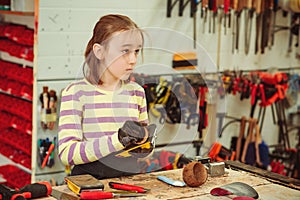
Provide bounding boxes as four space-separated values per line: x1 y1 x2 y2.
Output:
118 121 147 147
118 121 156 148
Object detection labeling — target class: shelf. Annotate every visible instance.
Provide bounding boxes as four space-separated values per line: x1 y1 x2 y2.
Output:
0 10 34 16
0 51 33 67
0 153 31 174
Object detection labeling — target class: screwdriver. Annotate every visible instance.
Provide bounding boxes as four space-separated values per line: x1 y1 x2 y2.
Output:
80 191 145 199
0 182 52 200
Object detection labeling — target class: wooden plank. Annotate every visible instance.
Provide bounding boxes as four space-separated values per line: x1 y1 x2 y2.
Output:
225 160 300 190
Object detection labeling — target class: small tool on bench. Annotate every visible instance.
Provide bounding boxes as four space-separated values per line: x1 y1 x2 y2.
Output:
196 157 226 177
108 182 149 193
80 190 145 199
157 176 186 187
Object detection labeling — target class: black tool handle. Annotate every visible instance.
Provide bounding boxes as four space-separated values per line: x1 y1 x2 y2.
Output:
18 182 52 199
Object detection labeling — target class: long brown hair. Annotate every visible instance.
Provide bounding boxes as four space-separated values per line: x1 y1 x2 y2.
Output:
83 14 144 85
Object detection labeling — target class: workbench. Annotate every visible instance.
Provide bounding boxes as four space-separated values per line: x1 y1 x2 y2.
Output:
47 162 300 200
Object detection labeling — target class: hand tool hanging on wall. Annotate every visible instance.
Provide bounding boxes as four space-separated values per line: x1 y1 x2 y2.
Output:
191 0 200 48
202 0 209 33
254 0 262 54
212 0 218 34
180 0 190 16
234 0 245 53
167 0 180 17
216 0 224 69
205 0 211 33
270 0 279 47
260 0 272 54
167 0 200 48
231 0 237 53
206 0 214 33
201 0 206 18
223 0 230 34
244 0 255 55
267 0 275 49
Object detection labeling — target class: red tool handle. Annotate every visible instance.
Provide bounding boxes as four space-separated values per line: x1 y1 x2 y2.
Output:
213 0 217 12
224 0 230 14
80 191 114 199
250 84 257 105
109 182 147 193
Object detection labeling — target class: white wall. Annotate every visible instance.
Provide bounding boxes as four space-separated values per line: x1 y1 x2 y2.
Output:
37 0 300 158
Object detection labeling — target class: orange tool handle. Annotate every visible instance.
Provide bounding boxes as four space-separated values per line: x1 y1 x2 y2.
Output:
41 143 55 168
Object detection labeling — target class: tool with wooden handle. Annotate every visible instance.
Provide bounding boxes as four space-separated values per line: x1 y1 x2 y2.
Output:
236 116 247 161
241 118 256 163
254 123 263 167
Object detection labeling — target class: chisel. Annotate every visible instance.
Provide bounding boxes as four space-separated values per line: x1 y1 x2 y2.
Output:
80 191 145 199
244 0 255 55
254 0 262 54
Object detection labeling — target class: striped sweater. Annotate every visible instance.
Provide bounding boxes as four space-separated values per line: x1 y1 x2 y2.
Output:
58 78 148 166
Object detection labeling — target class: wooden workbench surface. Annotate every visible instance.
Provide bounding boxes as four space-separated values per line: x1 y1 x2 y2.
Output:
49 167 300 199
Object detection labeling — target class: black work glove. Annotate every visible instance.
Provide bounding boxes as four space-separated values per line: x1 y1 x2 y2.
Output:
118 120 156 148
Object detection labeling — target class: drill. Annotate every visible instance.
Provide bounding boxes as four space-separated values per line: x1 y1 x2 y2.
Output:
0 182 52 200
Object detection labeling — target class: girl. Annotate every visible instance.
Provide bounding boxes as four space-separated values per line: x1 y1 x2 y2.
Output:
58 14 155 179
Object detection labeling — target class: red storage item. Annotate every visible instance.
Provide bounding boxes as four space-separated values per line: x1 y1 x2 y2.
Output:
19 28 34 46
0 142 31 170
0 112 13 129
10 116 32 135
0 24 9 37
0 164 31 189
0 128 32 156
20 84 33 100
6 80 22 96
0 77 8 91
20 46 33 61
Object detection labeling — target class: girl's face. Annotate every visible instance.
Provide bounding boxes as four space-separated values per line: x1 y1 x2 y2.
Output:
103 30 143 81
